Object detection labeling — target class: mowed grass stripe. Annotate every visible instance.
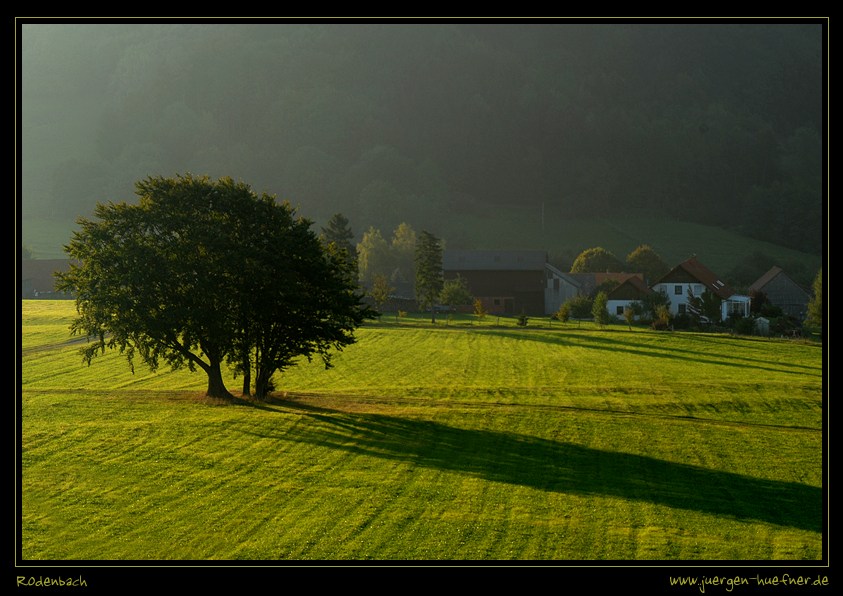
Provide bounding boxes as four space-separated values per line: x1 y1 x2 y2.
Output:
20 391 822 560
20 301 823 560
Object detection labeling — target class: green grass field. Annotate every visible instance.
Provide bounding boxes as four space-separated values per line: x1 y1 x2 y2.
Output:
19 301 824 561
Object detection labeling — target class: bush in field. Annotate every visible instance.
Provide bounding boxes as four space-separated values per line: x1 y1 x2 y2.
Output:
623 306 635 329
592 291 611 327
731 315 756 335
564 294 593 319
473 298 487 321
556 302 571 323
652 305 672 330
640 291 672 322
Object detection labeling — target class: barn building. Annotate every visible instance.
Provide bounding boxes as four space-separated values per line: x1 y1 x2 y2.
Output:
749 266 811 320
442 250 580 316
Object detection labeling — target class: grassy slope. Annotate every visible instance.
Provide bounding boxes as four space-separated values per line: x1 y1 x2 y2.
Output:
19 302 824 561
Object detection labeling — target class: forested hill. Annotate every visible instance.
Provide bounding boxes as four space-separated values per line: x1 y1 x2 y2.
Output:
21 22 824 255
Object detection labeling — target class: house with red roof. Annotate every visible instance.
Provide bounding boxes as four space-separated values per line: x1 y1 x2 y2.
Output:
651 256 750 322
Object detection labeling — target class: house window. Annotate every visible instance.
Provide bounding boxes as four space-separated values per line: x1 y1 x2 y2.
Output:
727 301 746 316
493 298 500 306
674 285 683 295
553 279 560 291
678 304 686 314
616 306 624 315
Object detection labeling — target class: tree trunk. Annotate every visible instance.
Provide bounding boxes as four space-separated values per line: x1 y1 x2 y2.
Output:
253 367 274 401
241 355 251 397
243 365 252 397
206 360 234 400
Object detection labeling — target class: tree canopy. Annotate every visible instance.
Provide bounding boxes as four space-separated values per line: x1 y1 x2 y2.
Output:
570 247 625 273
626 244 669 283
440 275 473 309
56 174 374 400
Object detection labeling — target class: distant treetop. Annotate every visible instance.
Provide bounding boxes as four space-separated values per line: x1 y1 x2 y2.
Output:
570 247 625 273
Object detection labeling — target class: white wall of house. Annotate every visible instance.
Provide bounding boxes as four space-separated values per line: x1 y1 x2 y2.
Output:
652 282 707 316
607 299 643 320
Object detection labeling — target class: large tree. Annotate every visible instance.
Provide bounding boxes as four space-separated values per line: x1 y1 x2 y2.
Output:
570 247 625 273
414 230 444 323
356 226 391 286
625 244 669 284
56 174 373 400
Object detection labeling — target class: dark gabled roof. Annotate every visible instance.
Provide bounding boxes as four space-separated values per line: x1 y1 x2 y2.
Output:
443 249 547 271
748 266 784 293
748 266 810 297
653 256 734 299
607 275 654 300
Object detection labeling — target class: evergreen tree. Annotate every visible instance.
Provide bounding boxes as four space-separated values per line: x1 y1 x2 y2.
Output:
321 213 358 282
415 230 444 323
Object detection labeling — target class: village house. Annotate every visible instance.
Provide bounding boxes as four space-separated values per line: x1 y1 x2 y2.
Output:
749 266 811 320
651 256 750 321
605 275 654 319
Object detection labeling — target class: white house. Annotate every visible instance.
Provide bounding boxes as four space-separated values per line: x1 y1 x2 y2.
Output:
606 275 653 320
651 256 750 322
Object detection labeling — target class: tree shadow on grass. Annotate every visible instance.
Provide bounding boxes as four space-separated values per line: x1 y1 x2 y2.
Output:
486 329 822 378
239 403 822 533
